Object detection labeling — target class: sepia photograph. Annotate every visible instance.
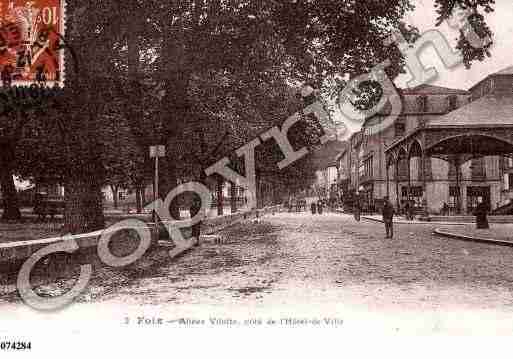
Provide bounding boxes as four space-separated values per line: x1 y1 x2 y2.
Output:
0 0 512 356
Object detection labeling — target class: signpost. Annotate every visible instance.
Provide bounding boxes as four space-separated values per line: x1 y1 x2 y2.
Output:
149 145 166 222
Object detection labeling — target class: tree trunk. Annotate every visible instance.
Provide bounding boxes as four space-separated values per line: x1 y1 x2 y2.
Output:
141 185 146 207
230 181 237 213
191 172 207 246
272 185 277 205
159 17 190 221
110 184 119 209
0 141 21 221
1 170 21 220
64 177 105 234
158 164 180 220
216 177 224 216
135 185 142 214
126 11 150 217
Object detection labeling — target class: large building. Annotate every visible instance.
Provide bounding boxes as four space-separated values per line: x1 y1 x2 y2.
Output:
340 66 513 215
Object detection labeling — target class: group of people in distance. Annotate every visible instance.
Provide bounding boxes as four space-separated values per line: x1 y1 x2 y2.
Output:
286 198 333 214
286 191 490 239
287 198 307 212
310 199 327 215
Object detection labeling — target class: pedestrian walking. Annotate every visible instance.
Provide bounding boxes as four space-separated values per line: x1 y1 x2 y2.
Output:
310 201 317 214
403 201 411 220
317 199 323 215
353 193 361 221
441 202 449 216
382 196 394 238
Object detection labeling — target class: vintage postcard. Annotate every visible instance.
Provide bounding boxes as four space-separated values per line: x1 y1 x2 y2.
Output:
0 0 512 357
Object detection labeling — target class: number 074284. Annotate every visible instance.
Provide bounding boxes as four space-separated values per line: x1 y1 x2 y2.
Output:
0 341 32 350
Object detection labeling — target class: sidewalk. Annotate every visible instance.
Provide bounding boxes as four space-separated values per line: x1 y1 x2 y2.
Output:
360 214 466 226
434 224 513 246
0 205 283 263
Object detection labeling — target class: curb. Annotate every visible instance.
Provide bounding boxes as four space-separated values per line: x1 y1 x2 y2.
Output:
433 228 513 247
0 205 283 263
361 216 383 223
361 216 467 226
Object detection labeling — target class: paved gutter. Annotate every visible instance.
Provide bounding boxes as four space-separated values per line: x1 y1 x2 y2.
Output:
361 216 467 226
433 228 513 247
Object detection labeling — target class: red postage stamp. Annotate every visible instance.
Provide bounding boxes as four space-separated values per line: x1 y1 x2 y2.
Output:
0 0 64 85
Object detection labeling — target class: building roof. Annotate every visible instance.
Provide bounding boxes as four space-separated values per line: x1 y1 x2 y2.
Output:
469 65 513 92
371 84 470 118
492 65 513 76
427 94 513 127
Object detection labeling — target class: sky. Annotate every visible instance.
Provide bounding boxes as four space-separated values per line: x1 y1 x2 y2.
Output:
397 0 513 89
338 0 513 137
15 1 513 188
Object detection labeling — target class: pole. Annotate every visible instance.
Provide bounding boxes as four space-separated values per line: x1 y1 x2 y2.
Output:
386 159 390 198
395 157 401 211
153 155 159 223
455 156 461 214
407 154 411 204
421 150 428 216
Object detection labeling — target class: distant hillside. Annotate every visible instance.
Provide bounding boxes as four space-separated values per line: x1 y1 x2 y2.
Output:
310 140 347 170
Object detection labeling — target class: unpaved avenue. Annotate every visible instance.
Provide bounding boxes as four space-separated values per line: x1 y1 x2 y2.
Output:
3 212 513 332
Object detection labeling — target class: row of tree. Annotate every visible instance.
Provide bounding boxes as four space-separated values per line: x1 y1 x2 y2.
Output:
0 0 495 233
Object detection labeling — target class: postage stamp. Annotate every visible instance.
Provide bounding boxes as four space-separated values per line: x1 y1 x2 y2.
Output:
0 0 64 86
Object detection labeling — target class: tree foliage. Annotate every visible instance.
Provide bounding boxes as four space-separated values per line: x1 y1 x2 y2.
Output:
0 0 497 229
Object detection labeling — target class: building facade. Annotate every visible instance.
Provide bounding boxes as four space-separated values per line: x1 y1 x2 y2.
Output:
314 165 338 199
340 66 513 215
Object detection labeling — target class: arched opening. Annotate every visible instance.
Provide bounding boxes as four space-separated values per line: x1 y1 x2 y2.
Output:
396 148 408 210
427 134 513 214
407 141 425 210
397 148 408 180
427 134 513 158
385 154 396 201
408 140 423 182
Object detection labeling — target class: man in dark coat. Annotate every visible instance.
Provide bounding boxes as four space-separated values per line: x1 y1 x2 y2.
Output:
310 201 317 214
382 196 395 238
353 193 361 222
441 202 449 216
473 200 489 229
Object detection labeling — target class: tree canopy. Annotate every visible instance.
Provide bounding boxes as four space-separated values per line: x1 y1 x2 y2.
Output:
0 0 496 231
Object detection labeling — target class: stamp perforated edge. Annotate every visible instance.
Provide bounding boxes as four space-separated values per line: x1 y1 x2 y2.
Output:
59 0 66 87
